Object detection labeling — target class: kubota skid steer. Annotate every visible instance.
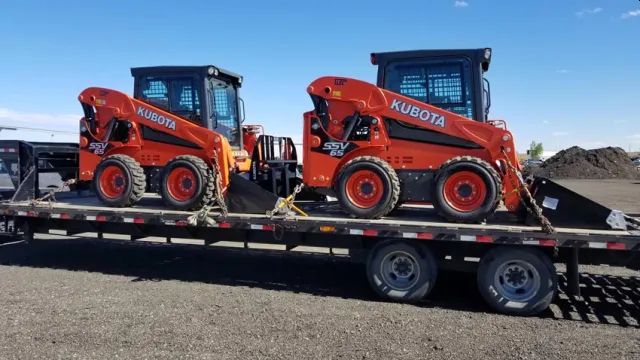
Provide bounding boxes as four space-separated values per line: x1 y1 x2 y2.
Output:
302 48 640 232
78 65 297 213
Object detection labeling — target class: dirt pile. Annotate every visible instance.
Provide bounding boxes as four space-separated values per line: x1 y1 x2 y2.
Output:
530 146 640 179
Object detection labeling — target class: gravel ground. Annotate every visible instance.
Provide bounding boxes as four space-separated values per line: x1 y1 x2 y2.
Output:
1 236 639 359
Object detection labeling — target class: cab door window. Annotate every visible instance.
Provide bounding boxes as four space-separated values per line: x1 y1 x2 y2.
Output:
384 59 474 119
140 77 201 124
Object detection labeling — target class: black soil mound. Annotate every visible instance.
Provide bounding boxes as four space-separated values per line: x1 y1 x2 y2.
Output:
530 146 640 179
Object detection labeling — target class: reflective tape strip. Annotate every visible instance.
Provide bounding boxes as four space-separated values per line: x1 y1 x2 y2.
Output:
363 229 378 237
588 242 607 249
250 224 273 231
403 232 433 240
460 235 475 242
606 242 626 250
539 239 556 247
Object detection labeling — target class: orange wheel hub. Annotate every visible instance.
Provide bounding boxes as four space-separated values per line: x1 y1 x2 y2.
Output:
443 171 487 212
99 165 126 199
166 167 198 201
345 170 384 209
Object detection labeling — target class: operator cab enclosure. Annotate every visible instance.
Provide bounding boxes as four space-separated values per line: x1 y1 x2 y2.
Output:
131 65 244 148
371 48 492 122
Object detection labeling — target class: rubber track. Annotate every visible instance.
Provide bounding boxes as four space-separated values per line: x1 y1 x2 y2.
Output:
169 155 215 210
436 156 503 222
101 154 146 207
341 156 400 218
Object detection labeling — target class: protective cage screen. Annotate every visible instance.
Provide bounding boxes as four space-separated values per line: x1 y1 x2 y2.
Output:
390 61 473 119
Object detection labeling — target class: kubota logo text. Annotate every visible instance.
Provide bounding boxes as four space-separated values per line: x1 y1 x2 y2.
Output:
137 106 177 130
390 99 446 128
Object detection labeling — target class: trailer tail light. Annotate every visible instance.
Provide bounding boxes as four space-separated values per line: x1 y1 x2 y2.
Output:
319 226 336 233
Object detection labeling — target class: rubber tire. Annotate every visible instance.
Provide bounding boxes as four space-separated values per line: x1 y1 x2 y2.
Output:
335 156 400 219
94 154 146 207
433 156 501 223
477 247 557 316
160 155 215 211
366 240 438 303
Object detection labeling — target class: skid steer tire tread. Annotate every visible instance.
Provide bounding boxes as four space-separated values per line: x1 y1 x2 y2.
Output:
160 155 215 211
433 156 502 223
94 154 146 207
336 156 400 219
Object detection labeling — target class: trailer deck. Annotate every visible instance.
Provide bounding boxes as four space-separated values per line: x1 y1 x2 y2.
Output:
2 193 639 250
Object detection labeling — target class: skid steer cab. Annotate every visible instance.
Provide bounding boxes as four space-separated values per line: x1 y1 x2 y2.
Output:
302 48 523 223
78 65 298 212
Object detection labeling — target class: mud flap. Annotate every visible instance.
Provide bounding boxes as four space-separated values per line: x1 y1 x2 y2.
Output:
225 173 280 214
527 177 632 231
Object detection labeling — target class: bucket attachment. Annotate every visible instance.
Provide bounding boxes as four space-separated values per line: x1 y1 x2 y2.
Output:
225 173 281 214
527 177 640 232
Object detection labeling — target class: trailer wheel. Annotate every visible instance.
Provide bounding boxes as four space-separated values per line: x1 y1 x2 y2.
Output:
160 155 215 210
433 157 501 223
336 156 400 218
477 247 557 316
367 240 438 302
94 154 146 207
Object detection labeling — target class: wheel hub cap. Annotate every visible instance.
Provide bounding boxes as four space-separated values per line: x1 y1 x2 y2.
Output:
493 260 541 302
380 251 420 291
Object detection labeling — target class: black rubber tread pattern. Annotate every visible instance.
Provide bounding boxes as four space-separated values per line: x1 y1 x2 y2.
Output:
94 154 146 207
336 156 400 219
366 240 438 303
477 247 557 316
160 155 215 211
433 156 502 223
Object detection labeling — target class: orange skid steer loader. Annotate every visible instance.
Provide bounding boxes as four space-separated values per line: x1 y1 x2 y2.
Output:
78 66 297 213
302 75 518 223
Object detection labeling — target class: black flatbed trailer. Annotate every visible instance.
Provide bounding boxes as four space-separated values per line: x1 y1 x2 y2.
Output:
1 192 639 316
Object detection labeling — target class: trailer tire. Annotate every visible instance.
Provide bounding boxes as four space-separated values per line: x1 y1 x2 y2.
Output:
433 156 501 223
367 240 438 302
477 247 557 316
160 155 215 211
336 156 400 219
94 154 146 207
